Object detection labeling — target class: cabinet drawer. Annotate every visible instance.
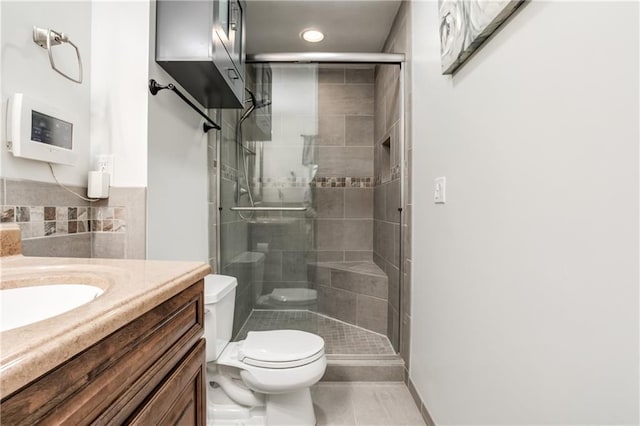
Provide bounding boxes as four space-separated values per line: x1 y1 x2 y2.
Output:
211 30 245 106
1 281 204 425
129 339 206 425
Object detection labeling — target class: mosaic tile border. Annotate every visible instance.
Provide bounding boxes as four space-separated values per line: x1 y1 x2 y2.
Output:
231 175 375 188
391 164 401 181
1 205 127 239
252 177 310 188
374 165 401 186
313 177 374 188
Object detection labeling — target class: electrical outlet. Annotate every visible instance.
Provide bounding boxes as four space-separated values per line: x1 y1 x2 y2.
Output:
434 176 446 204
97 154 115 177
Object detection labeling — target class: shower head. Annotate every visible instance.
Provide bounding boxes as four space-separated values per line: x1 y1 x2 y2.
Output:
239 104 255 125
245 88 270 110
254 98 271 109
238 88 270 125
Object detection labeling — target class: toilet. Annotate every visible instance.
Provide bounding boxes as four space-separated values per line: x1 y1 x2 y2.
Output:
204 274 326 425
228 251 318 309
255 287 318 309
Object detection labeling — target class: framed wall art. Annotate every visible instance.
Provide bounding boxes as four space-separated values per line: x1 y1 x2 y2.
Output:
439 0 525 74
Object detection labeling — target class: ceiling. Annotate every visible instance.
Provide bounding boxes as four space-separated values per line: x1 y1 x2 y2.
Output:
245 0 402 55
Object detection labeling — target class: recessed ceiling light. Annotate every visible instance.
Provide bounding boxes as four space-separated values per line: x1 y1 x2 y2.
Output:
301 29 324 43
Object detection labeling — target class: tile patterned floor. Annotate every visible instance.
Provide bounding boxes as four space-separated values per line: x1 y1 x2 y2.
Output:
312 382 425 426
234 310 395 355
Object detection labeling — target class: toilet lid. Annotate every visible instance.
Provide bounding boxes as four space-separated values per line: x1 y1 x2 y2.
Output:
239 330 325 368
268 288 317 303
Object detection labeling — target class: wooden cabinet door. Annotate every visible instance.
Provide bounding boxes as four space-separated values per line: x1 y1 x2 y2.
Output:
129 339 206 426
1 282 204 425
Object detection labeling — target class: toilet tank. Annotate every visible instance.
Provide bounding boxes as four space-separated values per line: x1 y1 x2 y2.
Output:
228 251 265 302
204 274 237 362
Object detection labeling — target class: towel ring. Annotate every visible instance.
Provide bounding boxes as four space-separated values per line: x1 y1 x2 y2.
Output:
33 26 83 84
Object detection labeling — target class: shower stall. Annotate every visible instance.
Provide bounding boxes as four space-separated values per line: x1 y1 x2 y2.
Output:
214 53 405 359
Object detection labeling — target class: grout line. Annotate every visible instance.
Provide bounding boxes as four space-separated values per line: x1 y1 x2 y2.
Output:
350 386 359 426
313 310 392 340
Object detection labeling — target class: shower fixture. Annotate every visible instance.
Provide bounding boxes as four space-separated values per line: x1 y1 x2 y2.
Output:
239 88 271 123
235 88 271 212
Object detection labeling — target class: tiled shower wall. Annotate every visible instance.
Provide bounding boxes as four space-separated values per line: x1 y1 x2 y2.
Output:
370 1 413 360
313 66 375 262
374 61 402 353
0 178 145 259
307 66 391 338
375 0 413 372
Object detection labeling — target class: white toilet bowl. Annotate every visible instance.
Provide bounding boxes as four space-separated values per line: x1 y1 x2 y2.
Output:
204 275 326 426
228 251 318 310
255 288 318 309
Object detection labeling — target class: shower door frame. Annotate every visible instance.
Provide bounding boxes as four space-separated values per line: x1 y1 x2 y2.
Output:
217 52 407 353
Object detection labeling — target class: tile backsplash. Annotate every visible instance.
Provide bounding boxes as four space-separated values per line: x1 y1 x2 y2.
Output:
1 205 127 239
0 179 145 259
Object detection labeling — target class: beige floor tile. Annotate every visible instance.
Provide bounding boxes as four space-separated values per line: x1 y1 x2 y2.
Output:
313 383 357 426
351 386 393 425
312 382 424 426
370 384 425 425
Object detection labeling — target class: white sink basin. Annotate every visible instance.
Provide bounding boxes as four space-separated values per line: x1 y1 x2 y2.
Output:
0 284 104 332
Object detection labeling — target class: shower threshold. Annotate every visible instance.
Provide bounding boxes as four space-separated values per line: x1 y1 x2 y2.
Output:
234 309 396 356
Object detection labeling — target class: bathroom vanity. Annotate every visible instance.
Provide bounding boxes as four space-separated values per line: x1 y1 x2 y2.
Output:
0 254 210 424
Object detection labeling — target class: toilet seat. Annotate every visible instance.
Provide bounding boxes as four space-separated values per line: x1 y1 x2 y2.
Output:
214 331 327 394
239 330 324 368
241 349 324 369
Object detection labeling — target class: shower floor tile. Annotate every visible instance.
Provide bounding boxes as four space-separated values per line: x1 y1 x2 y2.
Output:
234 310 395 356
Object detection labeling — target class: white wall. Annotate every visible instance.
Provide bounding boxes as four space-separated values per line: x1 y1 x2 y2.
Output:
146 0 209 262
410 1 638 424
90 1 149 187
1 1 92 186
91 0 210 262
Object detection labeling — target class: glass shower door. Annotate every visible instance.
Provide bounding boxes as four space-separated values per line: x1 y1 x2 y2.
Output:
217 60 402 357
219 64 320 339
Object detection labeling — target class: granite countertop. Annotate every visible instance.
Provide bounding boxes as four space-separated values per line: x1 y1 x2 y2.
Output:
0 254 211 397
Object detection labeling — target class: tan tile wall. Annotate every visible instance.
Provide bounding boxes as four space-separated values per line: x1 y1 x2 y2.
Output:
374 62 403 353
0 179 145 260
313 66 376 262
374 0 413 363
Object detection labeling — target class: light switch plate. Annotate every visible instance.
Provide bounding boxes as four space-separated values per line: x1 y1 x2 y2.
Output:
434 176 446 204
